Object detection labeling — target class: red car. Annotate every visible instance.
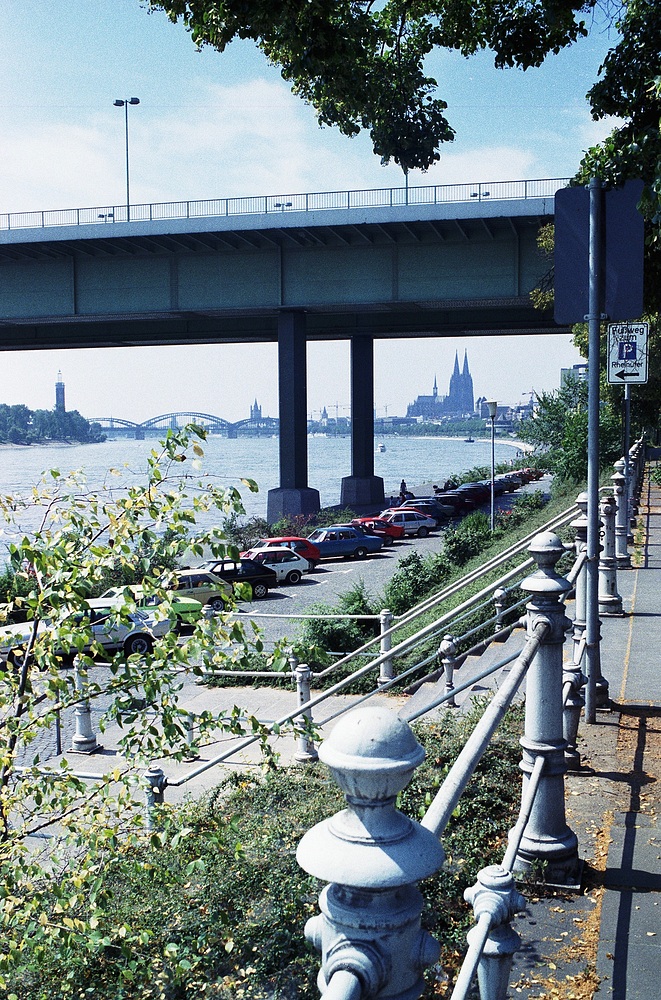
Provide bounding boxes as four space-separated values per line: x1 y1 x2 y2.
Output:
351 517 406 545
242 536 321 568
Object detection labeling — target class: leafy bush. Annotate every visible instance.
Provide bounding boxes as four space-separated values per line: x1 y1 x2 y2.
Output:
297 580 379 655
6 706 524 1000
442 511 492 566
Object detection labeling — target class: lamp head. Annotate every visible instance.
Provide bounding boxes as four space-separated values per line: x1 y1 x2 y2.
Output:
486 400 498 419
129 97 140 105
113 99 124 107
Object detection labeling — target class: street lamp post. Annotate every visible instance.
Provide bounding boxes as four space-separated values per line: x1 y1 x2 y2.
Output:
487 400 498 531
113 97 140 221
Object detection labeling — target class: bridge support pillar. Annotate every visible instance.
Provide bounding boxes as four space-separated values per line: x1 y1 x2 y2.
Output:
341 336 385 508
268 310 320 523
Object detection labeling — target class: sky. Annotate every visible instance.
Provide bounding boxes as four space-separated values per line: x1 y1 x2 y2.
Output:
0 0 621 423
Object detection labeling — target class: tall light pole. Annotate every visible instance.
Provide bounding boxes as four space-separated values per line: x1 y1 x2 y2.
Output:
113 97 140 221
487 400 498 531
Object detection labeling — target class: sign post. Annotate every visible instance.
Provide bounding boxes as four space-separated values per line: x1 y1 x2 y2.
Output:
607 322 649 385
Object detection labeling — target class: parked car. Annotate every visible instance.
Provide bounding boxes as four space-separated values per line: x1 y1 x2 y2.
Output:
94 585 204 630
434 491 478 514
246 536 321 568
454 482 491 504
378 509 437 537
195 559 277 599
174 569 234 609
397 498 455 522
306 525 383 559
350 517 406 545
0 606 167 666
241 546 310 584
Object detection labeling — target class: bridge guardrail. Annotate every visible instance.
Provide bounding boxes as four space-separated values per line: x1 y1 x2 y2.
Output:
0 177 570 233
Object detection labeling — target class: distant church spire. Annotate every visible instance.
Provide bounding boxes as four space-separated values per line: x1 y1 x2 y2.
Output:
452 351 460 377
433 375 438 397
462 350 470 376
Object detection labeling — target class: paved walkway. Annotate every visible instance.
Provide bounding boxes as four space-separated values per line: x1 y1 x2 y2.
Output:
591 465 661 999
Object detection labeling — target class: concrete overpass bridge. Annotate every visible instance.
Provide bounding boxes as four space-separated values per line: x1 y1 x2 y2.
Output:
92 412 278 439
0 177 569 520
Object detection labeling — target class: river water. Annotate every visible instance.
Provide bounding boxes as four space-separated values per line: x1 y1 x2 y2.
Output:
0 434 523 517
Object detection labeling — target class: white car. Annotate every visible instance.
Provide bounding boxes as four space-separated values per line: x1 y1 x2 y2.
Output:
378 509 438 537
0 606 168 665
241 546 310 584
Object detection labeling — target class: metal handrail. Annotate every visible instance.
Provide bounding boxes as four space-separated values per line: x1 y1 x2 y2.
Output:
0 177 570 233
421 619 549 838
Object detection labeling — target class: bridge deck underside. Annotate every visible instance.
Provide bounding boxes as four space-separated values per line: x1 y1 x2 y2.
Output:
0 211 567 350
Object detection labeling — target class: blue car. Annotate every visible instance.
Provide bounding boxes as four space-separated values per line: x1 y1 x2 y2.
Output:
306 525 383 559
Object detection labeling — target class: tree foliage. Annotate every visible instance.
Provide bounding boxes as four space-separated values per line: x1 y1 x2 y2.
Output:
0 426 288 990
518 375 621 480
147 0 595 171
0 403 104 445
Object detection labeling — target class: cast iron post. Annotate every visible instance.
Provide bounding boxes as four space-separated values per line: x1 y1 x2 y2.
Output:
513 532 579 885
378 609 394 685
612 459 631 568
297 706 444 999
464 866 527 1000
598 494 623 616
69 658 100 754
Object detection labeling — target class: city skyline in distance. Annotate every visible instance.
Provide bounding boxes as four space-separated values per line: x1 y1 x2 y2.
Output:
29 336 581 427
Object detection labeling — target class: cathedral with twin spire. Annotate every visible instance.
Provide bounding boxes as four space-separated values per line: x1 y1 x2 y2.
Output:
406 350 475 419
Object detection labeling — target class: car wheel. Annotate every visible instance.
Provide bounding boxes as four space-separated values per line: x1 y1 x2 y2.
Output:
252 582 269 599
417 527 429 538
123 634 153 657
285 570 302 585
354 546 368 559
383 535 394 546
209 597 225 613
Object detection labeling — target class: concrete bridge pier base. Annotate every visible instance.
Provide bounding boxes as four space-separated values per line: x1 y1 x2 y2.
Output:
267 486 321 522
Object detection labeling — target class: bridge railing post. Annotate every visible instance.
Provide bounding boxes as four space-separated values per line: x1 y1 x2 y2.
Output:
297 707 444 1000
512 532 579 885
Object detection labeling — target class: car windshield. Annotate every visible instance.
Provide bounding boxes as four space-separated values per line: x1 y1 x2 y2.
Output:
307 530 323 541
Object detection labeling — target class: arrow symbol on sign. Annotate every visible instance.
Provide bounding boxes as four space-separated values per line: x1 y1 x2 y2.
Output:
615 370 629 380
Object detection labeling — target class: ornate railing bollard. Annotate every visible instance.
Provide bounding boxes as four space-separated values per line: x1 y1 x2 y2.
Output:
69 657 100 754
378 609 394 685
611 459 631 568
513 532 579 885
574 493 609 710
564 495 588 770
598 494 623 616
144 764 167 831
297 706 444 1000
294 661 318 763
493 588 507 635
463 866 527 1000
570 493 588 672
439 635 458 708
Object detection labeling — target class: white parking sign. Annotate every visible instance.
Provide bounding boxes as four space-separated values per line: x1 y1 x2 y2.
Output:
607 322 649 384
